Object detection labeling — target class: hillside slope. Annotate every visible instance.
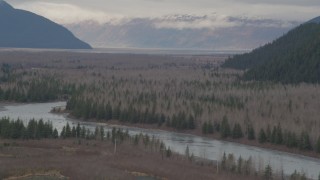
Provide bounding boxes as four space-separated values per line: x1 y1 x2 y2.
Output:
0 1 91 49
222 17 320 83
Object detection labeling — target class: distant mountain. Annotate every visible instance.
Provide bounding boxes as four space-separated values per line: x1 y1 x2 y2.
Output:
222 16 320 83
66 15 299 50
0 1 91 49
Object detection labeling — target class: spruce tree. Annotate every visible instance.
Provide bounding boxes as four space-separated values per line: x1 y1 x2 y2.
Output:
266 125 271 142
65 123 71 138
202 122 208 134
53 128 59 138
275 123 283 145
264 164 273 180
220 116 231 138
232 123 243 139
316 137 320 153
258 128 267 143
76 123 81 138
247 124 255 140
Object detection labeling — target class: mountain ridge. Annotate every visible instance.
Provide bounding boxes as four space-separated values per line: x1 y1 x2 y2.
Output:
222 15 320 83
0 0 91 49
66 15 298 50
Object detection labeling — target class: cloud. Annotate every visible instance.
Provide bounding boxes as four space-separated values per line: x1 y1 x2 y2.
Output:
10 0 320 26
15 2 125 24
152 14 298 30
153 14 239 30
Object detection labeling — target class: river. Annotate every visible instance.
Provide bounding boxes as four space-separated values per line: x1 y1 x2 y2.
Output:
0 101 319 179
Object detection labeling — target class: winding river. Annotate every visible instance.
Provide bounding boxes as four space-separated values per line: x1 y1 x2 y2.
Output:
0 102 320 179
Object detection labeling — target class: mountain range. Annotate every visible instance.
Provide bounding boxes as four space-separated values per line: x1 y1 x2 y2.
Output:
0 1 91 49
66 15 300 50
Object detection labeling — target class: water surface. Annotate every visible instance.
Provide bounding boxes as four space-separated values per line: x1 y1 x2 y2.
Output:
0 102 319 179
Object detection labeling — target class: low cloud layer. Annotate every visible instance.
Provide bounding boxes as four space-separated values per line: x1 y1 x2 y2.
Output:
9 0 319 27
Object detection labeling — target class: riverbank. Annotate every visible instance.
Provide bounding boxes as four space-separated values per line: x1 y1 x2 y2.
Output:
72 117 320 160
0 139 260 180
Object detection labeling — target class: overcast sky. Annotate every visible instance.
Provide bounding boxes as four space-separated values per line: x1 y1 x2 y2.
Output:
7 0 320 24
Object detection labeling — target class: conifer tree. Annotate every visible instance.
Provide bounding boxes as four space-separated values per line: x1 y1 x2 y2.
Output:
220 116 231 138
259 128 267 143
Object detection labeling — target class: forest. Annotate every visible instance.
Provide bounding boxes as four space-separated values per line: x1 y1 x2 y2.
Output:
222 23 320 83
0 52 320 158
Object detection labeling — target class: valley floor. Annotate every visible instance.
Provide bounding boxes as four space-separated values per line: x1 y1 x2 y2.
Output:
0 139 260 180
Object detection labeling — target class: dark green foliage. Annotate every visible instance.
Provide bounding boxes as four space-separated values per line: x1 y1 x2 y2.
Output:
220 116 231 138
258 129 267 143
299 132 312 151
266 125 271 142
202 121 214 135
247 124 255 140
275 123 283 145
232 123 243 139
316 137 320 153
0 76 76 102
222 23 320 84
290 170 307 180
166 147 172 157
67 96 195 131
264 164 273 180
202 122 208 134
285 131 298 148
0 118 54 139
53 128 59 138
65 123 71 138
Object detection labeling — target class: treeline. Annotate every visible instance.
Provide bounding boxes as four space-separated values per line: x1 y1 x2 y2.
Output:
0 117 175 159
202 116 320 153
0 77 77 102
66 96 196 130
222 23 320 84
0 117 58 139
0 117 128 142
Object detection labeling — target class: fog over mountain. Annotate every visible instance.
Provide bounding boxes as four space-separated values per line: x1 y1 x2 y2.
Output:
66 15 300 50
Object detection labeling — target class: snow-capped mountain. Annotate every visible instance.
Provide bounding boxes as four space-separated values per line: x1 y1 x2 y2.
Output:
65 14 300 50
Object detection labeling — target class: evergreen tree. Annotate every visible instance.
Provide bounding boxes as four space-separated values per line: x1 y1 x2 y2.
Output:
299 132 312 150
166 147 172 157
207 121 214 134
65 123 71 138
53 128 59 138
76 123 81 138
247 124 255 140
316 137 320 153
100 126 105 141
264 164 273 180
185 145 190 159
237 156 243 174
266 125 271 142
221 152 227 170
220 116 231 138
258 128 267 143
71 126 76 137
275 123 283 145
232 123 243 139
187 115 196 129
271 126 277 143
202 122 208 134
60 126 66 139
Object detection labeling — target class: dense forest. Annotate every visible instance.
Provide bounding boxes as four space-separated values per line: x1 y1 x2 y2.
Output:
222 22 320 83
1 52 320 159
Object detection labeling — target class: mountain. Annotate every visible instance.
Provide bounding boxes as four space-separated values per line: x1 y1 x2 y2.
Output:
307 16 320 24
0 1 91 49
65 15 299 50
222 16 320 83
